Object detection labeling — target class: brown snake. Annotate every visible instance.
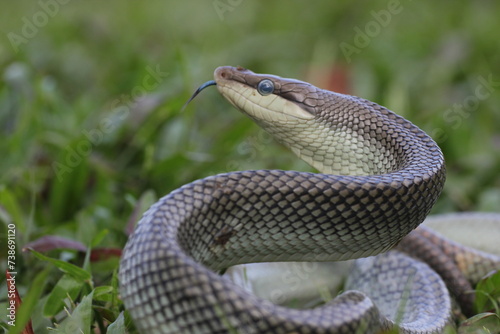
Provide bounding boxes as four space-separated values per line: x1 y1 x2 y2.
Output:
119 66 500 333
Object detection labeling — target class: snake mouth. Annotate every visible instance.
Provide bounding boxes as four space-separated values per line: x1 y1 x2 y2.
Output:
182 67 251 110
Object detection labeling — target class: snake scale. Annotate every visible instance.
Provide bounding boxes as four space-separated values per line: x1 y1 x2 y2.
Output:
119 66 500 333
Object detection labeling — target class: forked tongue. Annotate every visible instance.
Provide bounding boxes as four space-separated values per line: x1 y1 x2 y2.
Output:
181 80 217 111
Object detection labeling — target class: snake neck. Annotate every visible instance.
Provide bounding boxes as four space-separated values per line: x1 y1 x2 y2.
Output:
251 90 441 178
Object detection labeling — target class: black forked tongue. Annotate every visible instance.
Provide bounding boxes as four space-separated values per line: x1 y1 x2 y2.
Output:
181 80 217 111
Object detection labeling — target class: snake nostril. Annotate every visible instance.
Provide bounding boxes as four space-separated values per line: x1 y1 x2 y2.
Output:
220 71 228 79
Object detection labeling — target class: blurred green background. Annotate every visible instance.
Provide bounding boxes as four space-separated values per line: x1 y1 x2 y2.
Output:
0 1 499 332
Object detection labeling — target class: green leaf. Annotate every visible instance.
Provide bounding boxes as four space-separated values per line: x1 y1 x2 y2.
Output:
8 267 50 334
458 312 500 334
110 269 120 309
28 249 91 282
82 244 92 277
0 185 24 232
93 285 114 302
475 270 500 314
43 274 84 317
53 291 94 334
107 311 126 334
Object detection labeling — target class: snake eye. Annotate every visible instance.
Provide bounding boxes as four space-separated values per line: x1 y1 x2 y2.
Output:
257 79 274 96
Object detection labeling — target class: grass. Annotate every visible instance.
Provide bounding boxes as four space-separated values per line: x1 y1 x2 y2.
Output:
0 1 499 333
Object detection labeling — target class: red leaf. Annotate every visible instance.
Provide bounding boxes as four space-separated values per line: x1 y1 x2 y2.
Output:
6 270 34 334
22 235 122 262
306 64 351 95
90 248 122 261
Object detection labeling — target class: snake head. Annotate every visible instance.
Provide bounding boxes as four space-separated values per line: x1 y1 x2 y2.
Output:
214 66 323 123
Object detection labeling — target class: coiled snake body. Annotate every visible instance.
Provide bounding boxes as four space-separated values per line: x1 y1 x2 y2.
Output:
119 66 500 333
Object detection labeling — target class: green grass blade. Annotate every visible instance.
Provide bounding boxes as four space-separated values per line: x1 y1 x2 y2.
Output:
27 249 91 283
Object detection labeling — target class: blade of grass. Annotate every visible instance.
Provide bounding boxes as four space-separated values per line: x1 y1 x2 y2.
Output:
26 249 91 283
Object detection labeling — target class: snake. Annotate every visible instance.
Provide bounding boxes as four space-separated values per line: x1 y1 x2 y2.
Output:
119 66 500 333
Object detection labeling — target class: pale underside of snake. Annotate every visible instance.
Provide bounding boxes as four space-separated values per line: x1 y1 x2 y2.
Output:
119 66 500 334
